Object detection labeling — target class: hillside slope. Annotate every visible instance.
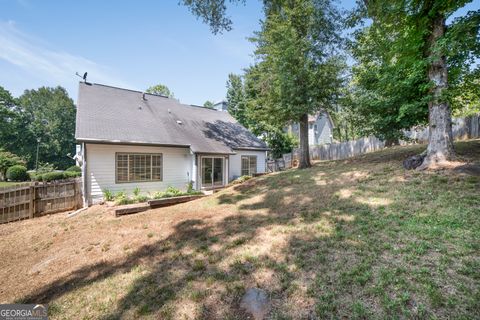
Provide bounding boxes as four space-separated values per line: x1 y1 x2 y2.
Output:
0 140 479 319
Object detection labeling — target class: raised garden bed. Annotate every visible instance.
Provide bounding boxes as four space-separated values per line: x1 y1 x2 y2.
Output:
114 194 205 217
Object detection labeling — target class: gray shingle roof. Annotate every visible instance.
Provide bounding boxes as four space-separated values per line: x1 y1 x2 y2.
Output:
75 83 268 154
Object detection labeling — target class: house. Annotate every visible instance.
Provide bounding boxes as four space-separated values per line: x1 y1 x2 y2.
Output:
213 100 228 112
75 83 268 205
285 110 335 145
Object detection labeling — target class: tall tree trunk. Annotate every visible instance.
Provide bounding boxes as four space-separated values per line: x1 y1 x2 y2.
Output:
419 15 455 169
298 113 311 169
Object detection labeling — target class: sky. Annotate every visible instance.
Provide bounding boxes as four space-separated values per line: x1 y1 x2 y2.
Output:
0 0 478 105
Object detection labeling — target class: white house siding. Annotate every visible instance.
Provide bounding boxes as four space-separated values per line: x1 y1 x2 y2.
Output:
228 150 266 181
313 115 333 145
285 114 333 146
85 143 193 203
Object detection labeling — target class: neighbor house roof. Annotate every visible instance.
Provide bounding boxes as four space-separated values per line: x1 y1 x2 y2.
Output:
308 110 335 128
75 82 268 154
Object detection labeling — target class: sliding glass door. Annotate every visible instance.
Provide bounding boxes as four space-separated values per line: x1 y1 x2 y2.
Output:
201 157 224 188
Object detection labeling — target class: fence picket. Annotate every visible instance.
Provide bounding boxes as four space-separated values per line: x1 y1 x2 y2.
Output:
284 113 480 165
0 178 82 224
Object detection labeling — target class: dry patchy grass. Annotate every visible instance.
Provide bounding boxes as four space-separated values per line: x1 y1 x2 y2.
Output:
0 140 479 319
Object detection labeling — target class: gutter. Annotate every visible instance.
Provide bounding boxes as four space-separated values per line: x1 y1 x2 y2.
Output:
76 138 191 149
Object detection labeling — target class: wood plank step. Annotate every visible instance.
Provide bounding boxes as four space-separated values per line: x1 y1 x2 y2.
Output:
114 194 205 217
148 194 205 208
115 203 150 217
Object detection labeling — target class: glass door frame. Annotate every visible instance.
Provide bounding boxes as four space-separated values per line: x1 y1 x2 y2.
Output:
200 156 225 189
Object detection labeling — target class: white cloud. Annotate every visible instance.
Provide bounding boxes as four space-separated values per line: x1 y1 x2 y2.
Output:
0 21 132 99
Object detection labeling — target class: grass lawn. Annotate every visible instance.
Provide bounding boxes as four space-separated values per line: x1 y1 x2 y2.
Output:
0 181 22 187
0 140 479 319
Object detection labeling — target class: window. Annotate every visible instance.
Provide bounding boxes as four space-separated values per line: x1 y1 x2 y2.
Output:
241 156 257 176
116 153 162 183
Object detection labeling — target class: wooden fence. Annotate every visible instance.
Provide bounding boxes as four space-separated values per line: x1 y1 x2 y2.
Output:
404 113 480 142
0 179 82 224
306 136 385 161
273 113 480 166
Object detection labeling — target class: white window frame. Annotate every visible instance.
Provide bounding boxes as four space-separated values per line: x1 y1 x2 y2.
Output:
115 153 163 183
241 155 257 176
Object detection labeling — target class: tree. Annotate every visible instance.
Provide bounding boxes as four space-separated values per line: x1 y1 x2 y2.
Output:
15 87 76 169
226 70 298 158
0 149 25 181
146 84 175 98
180 0 236 34
247 0 345 168
353 1 480 168
181 1 344 168
226 73 249 127
0 87 21 152
348 22 430 145
262 127 298 159
203 100 214 108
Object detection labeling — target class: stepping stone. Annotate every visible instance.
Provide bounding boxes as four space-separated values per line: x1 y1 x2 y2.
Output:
240 288 270 320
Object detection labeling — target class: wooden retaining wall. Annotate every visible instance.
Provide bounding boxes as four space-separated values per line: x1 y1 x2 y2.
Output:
0 179 82 224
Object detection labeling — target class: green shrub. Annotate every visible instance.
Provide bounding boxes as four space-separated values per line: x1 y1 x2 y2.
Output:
39 171 66 182
231 175 252 185
65 165 81 172
186 181 194 193
64 171 81 178
116 196 134 205
152 191 167 199
165 186 182 197
28 171 38 181
36 162 55 174
114 191 133 205
103 189 114 201
0 149 25 179
133 187 141 197
6 165 29 181
134 195 149 203
151 186 201 199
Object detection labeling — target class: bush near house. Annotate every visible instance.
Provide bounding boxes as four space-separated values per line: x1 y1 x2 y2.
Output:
65 166 81 172
107 186 203 206
30 170 81 182
230 175 252 185
0 150 25 181
6 165 29 181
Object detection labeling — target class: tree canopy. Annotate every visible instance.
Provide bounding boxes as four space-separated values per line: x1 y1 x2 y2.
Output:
349 0 480 165
226 73 249 128
146 84 175 98
203 100 214 108
246 0 345 168
0 86 76 170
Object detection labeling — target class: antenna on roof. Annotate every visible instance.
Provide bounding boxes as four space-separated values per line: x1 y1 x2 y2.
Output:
75 72 88 82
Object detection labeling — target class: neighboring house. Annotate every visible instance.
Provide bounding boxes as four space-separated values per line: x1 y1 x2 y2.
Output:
213 100 228 112
285 110 335 145
75 83 268 205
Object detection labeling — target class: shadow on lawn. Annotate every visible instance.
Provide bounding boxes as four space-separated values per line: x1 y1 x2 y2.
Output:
20 161 388 319
21 141 480 318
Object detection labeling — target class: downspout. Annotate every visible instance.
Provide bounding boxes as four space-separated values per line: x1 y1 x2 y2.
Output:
68 142 89 218
82 142 88 207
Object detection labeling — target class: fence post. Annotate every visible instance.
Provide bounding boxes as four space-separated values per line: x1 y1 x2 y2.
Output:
29 183 34 219
73 180 77 210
